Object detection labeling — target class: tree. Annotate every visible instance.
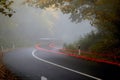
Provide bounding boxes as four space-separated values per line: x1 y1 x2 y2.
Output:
0 0 15 17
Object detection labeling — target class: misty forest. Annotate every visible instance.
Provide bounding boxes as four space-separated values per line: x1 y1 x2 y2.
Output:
0 0 120 62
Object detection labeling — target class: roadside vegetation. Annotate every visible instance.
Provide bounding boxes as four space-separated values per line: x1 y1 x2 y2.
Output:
0 51 21 80
61 30 120 62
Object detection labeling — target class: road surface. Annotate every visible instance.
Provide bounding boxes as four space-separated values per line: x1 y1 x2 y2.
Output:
3 45 120 80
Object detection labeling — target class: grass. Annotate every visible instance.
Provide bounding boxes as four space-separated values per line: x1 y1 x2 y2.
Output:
0 51 21 80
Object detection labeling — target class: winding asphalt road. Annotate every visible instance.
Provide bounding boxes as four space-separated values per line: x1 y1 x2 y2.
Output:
3 45 120 80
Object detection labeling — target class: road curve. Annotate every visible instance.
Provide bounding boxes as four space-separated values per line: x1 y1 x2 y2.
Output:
3 46 120 80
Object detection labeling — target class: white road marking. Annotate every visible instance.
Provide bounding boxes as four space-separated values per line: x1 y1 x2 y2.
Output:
32 50 102 80
41 76 47 80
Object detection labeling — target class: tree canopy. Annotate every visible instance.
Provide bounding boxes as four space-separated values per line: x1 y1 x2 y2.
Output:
25 0 120 24
0 0 15 17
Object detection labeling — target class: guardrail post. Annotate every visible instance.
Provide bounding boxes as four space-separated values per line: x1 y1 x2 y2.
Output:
78 45 81 55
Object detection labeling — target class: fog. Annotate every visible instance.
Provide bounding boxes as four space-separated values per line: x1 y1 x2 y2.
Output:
0 0 95 46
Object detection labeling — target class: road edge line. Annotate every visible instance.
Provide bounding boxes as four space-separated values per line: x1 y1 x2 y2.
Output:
32 50 102 80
